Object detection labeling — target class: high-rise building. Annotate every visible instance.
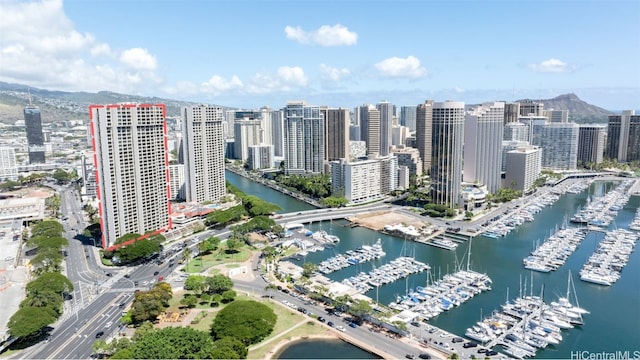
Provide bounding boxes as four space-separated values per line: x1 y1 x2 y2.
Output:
431 101 465 207
377 101 394 156
502 140 530 172
543 109 569 123
400 105 417 131
504 122 529 142
464 102 505 193
415 100 434 174
503 102 520 124
234 119 262 161
518 100 544 116
89 103 171 248
330 155 397 204
323 108 350 161
504 145 542 193
391 146 422 183
358 104 381 156
247 144 274 170
578 124 606 167
24 105 45 164
284 101 324 175
605 110 640 162
531 122 579 170
168 164 185 200
0 147 18 181
268 109 285 157
182 105 226 204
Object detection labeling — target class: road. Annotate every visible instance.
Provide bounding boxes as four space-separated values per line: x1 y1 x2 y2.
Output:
14 194 451 359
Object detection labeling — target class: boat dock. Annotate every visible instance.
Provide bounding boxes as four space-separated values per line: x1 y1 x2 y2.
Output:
317 239 386 275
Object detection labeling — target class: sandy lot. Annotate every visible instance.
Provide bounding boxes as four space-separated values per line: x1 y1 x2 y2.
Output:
347 210 428 231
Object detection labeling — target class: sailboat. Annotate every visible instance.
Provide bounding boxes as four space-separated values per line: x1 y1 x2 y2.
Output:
549 271 589 324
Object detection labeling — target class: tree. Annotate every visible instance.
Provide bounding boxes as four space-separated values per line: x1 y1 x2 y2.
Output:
225 237 241 254
92 339 109 358
182 247 192 270
206 274 234 295
180 294 198 308
221 289 237 303
129 284 172 323
348 299 373 320
301 262 317 278
127 327 217 359
184 275 208 295
26 272 74 295
7 306 57 338
210 300 276 345
211 337 248 359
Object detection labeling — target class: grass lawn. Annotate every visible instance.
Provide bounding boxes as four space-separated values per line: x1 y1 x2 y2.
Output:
184 247 255 273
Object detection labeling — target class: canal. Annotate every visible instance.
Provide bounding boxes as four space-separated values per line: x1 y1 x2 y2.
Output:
226 173 640 358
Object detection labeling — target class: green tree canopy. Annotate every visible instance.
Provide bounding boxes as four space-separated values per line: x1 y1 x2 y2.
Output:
31 220 64 238
206 274 234 295
210 300 276 345
127 327 217 359
26 272 74 295
129 283 172 323
184 275 209 295
211 337 247 359
7 306 57 338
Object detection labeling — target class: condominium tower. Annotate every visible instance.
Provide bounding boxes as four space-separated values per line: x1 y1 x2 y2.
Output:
182 105 226 203
577 124 606 166
431 101 465 207
463 102 505 193
415 100 434 174
89 104 171 248
605 110 640 162
24 105 45 164
376 101 394 156
323 108 350 161
284 101 324 175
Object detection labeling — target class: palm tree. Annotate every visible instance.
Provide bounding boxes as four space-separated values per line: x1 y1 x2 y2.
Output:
182 247 192 272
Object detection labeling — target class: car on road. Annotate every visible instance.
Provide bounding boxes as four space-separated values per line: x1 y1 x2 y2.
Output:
106 272 113 277
124 274 131 278
463 342 478 348
153 271 159 276
336 325 346 332
95 331 104 338
418 354 431 359
410 321 421 327
105 321 113 328
348 322 357 328
327 321 335 328
317 316 326 323
477 348 487 354
405 355 416 359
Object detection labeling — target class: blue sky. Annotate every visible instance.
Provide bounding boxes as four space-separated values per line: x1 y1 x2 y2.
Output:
1 0 638 110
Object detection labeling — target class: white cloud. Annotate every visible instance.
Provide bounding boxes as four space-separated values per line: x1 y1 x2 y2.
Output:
285 24 357 47
200 75 243 94
246 66 308 94
529 58 573 73
375 56 427 78
0 0 162 94
120 48 157 71
319 64 351 82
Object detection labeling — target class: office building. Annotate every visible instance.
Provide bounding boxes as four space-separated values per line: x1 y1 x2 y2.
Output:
578 124 606 167
24 105 45 164
400 105 417 131
504 145 542 193
89 103 170 248
463 102 505 193
0 147 18 181
284 101 324 175
323 108 350 161
531 122 579 170
431 101 465 207
415 100 434 174
605 110 640 162
182 105 226 203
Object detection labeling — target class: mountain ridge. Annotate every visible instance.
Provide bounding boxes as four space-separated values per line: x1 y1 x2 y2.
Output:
0 81 613 124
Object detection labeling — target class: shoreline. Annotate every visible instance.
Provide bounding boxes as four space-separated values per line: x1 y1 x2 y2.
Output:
266 334 388 360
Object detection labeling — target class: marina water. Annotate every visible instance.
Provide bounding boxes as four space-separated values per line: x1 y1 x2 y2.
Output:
226 171 640 358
